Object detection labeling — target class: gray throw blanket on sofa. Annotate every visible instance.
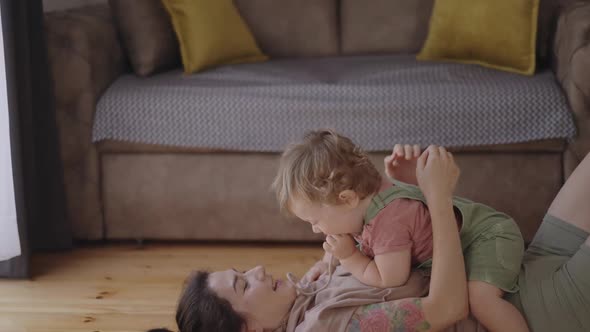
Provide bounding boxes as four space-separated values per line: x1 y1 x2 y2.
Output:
93 55 575 151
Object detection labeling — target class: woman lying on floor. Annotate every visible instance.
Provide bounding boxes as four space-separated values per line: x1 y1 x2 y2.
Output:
150 147 590 332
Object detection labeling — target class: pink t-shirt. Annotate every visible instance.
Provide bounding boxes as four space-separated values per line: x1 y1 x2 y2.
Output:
354 198 434 265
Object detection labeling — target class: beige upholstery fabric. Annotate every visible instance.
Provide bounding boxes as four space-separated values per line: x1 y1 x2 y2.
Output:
554 2 590 178
340 0 434 55
45 5 129 239
102 153 325 241
102 152 561 243
109 0 180 76
234 0 339 57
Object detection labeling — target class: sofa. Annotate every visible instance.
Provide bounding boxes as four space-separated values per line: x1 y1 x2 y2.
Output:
43 0 590 243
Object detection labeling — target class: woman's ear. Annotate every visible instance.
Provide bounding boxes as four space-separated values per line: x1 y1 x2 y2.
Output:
338 189 360 208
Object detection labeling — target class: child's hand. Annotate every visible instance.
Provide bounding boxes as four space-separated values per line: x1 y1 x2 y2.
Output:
416 145 460 204
384 144 421 185
323 234 356 260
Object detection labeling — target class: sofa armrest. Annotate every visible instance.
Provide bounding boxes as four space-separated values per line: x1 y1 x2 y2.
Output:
553 2 590 176
45 4 128 118
44 4 129 239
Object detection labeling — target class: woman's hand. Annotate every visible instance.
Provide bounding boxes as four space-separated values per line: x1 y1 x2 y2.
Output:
416 145 460 204
301 260 330 284
323 234 357 260
301 252 338 284
384 144 421 185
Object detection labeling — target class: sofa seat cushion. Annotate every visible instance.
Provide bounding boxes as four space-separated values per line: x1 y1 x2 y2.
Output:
93 55 575 152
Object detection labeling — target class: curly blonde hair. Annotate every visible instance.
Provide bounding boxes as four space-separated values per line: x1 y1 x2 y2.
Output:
272 129 382 214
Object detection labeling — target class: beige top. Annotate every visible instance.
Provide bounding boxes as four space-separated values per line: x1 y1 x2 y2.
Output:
285 266 428 331
284 265 487 332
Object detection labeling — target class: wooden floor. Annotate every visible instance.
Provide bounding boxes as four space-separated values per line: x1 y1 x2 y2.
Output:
0 244 323 332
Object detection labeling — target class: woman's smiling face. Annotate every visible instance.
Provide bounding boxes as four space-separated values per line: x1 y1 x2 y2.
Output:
208 265 297 330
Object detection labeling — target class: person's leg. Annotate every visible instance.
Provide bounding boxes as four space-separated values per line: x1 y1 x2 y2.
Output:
527 153 590 258
468 281 529 332
547 152 590 234
512 154 590 331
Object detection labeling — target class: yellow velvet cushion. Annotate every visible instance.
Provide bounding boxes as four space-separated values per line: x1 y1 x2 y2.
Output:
417 0 539 75
162 0 268 74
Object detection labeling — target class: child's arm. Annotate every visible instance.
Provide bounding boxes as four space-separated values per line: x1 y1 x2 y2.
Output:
324 234 412 288
384 144 421 186
341 248 412 288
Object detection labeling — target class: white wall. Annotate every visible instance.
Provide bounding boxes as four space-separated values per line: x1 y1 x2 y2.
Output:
0 3 21 261
43 0 106 12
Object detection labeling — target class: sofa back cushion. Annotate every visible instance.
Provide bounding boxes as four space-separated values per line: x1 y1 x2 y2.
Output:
162 0 268 74
109 0 180 76
417 0 539 75
234 0 339 57
340 0 434 55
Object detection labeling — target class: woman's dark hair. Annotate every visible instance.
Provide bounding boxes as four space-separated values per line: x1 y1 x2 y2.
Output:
148 271 246 332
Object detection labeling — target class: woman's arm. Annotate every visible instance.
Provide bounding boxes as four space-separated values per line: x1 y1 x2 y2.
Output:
421 196 468 327
418 146 469 329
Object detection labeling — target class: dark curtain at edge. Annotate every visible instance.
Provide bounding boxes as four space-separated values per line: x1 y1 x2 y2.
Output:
0 0 70 278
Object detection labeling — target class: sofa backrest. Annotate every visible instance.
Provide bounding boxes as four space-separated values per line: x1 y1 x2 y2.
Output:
339 0 578 63
340 0 434 55
234 0 339 57
234 0 435 57
105 0 579 63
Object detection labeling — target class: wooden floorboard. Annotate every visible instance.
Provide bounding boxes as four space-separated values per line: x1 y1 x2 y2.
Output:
0 244 323 332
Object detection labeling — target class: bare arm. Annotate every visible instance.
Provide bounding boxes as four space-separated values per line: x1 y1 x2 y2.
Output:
339 248 412 288
418 146 469 329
